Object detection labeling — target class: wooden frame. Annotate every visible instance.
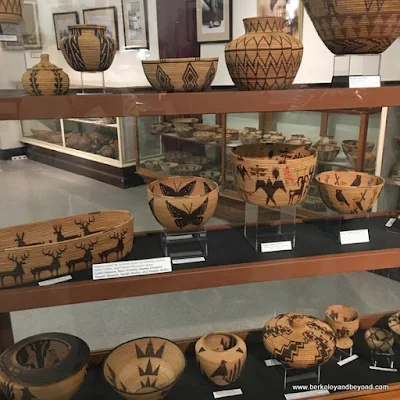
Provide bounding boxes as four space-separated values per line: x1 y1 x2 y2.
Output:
121 0 149 49
257 0 304 41
196 0 232 43
83 6 120 50
53 11 80 51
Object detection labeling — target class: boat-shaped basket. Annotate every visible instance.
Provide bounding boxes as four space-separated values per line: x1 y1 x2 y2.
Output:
0 210 133 289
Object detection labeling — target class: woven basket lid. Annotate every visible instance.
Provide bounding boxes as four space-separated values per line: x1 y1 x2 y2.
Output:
389 312 400 335
29 54 62 71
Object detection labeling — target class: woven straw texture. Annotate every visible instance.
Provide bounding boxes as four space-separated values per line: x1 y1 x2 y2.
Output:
195 332 247 387
147 177 219 233
316 171 384 214
263 313 336 369
0 333 89 400
0 210 133 289
325 305 360 349
22 54 69 96
103 337 186 399
388 312 400 344
365 328 394 351
231 143 317 207
142 58 218 93
225 17 303 91
303 0 400 54
0 0 21 23
60 25 116 72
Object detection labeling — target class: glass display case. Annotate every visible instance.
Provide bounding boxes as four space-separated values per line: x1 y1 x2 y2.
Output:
0 0 400 399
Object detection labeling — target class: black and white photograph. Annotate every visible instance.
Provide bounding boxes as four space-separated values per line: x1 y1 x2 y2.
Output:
196 0 232 43
121 0 149 49
53 12 79 50
83 6 120 50
257 0 303 40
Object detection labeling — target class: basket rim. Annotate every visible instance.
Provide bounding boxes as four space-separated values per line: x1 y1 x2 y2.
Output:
142 57 219 64
69 24 106 30
316 171 385 188
102 336 186 396
148 176 219 199
325 304 360 323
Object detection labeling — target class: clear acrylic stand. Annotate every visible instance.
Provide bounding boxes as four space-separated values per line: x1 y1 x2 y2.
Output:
78 72 106 95
332 54 381 88
370 348 396 371
324 208 370 244
244 203 296 252
161 230 208 260
332 346 353 362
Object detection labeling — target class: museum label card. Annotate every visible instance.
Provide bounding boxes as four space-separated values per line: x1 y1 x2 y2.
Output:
340 229 369 245
337 354 359 366
349 75 381 88
0 34 18 42
385 218 396 227
265 359 282 367
30 51 42 59
92 258 172 280
38 275 72 286
285 390 330 400
213 388 243 399
261 241 292 253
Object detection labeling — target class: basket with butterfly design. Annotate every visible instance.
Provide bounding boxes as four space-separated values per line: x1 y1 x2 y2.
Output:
147 177 219 233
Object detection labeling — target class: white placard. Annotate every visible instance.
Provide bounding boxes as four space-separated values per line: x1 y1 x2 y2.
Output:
172 257 205 265
386 218 396 228
337 354 359 366
261 241 292 253
265 359 282 367
0 34 18 42
92 258 171 280
166 234 193 241
369 366 398 372
340 229 369 245
38 275 72 286
349 75 381 88
213 388 243 399
285 390 330 400
30 51 42 59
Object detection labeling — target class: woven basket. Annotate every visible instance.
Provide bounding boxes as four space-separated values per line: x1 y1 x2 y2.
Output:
60 25 116 72
388 312 400 344
263 313 336 369
325 305 360 349
364 328 394 352
303 0 400 54
225 17 303 90
315 144 340 162
103 337 186 399
0 210 133 289
195 332 247 386
0 0 22 23
22 54 70 96
147 176 219 233
316 171 384 214
142 58 218 92
0 333 89 400
231 143 317 207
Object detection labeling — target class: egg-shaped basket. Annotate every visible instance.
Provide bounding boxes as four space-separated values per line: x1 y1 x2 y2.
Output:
147 176 219 232
231 143 317 207
316 171 384 214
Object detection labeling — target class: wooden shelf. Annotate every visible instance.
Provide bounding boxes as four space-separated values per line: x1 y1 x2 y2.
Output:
2 87 400 120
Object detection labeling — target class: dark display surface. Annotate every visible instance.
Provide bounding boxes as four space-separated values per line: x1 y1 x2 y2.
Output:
75 329 400 399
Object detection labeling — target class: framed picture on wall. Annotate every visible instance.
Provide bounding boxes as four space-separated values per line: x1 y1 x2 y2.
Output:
53 12 79 50
83 6 120 50
121 0 149 49
196 0 232 43
257 0 304 41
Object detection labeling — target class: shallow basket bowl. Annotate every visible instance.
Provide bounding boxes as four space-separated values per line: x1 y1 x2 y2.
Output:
171 164 202 176
214 134 232 145
347 153 376 170
142 58 218 93
199 170 221 182
103 337 186 400
164 151 192 163
194 123 220 132
184 156 211 166
231 143 317 207
315 144 340 162
147 176 219 232
316 171 384 214
194 131 215 143
342 140 374 157
0 332 90 400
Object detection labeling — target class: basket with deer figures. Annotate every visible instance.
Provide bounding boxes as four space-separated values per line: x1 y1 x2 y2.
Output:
231 143 317 207
195 332 247 387
147 176 219 233
263 313 336 369
316 171 384 214
103 337 186 399
0 210 133 289
0 332 90 400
